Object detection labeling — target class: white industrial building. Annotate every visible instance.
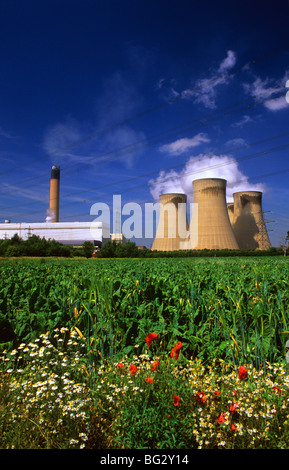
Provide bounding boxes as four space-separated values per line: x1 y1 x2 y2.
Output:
0 166 112 248
0 220 110 248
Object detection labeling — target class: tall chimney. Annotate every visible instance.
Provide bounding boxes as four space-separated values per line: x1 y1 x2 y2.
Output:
49 165 60 223
232 191 271 250
189 178 239 250
152 193 189 251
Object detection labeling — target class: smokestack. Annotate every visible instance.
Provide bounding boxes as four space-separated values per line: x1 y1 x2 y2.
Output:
152 193 189 251
49 165 60 223
190 178 239 250
232 191 271 250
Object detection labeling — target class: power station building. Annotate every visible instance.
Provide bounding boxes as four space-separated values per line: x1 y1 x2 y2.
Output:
0 166 272 252
0 166 110 248
152 177 271 251
0 220 110 247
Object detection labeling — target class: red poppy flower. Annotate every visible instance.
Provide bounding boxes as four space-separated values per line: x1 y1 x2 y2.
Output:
152 360 160 371
117 362 124 372
214 390 221 399
146 332 158 347
217 412 228 424
173 394 181 406
170 342 183 360
196 391 207 403
229 402 239 414
170 348 178 360
146 376 153 384
238 366 248 380
230 423 237 432
272 385 281 395
129 364 137 375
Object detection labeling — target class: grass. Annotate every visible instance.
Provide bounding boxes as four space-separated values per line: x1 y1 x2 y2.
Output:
1 327 289 449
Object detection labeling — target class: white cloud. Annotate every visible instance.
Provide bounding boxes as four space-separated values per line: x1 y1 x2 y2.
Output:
149 169 184 201
149 153 267 202
243 72 289 111
42 70 147 169
2 182 47 202
95 71 140 124
156 78 166 90
43 116 146 170
225 138 247 148
42 119 84 165
181 50 237 109
218 50 237 73
159 133 210 155
99 125 146 169
190 77 221 109
264 95 288 111
232 114 253 127
243 76 279 100
93 71 146 168
155 50 237 110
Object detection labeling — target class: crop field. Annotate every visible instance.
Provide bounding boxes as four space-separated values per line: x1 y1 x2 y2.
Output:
1 256 289 449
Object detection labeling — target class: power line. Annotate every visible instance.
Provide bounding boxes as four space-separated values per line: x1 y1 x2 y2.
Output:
5 151 289 221
57 167 289 220
0 41 288 179
0 86 286 199
60 89 285 177
0 45 288 221
2 129 289 213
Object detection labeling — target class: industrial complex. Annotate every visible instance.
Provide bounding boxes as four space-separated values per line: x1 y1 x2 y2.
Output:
0 166 271 252
0 166 110 248
152 178 271 251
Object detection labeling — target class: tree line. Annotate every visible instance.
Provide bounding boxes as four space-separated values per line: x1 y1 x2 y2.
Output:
0 234 94 258
97 240 282 258
0 234 284 259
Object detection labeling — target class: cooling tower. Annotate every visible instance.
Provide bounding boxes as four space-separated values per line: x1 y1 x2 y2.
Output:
49 165 60 223
227 202 235 226
232 191 271 250
189 178 239 250
152 193 189 251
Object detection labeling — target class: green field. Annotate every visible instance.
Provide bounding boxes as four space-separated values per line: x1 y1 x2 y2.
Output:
1 256 289 449
1 256 288 365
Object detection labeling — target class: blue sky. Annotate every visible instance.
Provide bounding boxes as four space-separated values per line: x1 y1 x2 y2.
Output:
0 0 289 247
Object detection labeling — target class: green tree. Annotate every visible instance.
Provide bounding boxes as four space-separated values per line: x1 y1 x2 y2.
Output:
97 240 118 258
82 241 94 258
98 240 140 258
5 245 21 257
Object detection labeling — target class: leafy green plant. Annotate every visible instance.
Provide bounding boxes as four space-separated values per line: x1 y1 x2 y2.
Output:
0 257 289 368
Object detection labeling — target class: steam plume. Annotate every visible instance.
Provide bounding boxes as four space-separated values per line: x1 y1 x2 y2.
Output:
149 154 267 202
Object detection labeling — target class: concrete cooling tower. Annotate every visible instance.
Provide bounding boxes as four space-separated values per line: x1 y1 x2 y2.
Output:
189 178 239 250
231 191 271 250
152 193 190 251
227 202 235 226
49 165 60 223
